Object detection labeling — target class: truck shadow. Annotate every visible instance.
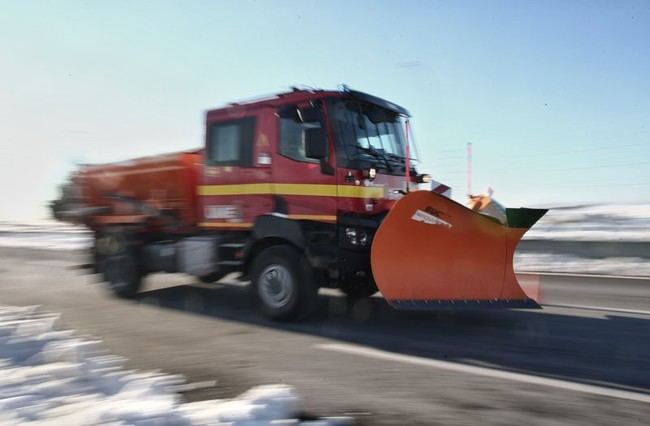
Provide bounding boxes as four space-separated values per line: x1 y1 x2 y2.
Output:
136 281 650 392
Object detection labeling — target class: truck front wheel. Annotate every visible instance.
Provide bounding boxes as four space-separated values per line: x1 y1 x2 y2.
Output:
99 231 143 299
251 245 318 321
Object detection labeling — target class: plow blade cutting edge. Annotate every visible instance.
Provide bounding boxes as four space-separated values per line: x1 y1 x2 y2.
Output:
370 191 547 310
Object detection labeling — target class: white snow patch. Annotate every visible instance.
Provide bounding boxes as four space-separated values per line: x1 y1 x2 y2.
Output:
0 305 352 425
524 203 650 242
514 252 650 276
0 222 90 251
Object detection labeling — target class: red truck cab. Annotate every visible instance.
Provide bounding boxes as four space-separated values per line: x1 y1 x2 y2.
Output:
197 88 418 229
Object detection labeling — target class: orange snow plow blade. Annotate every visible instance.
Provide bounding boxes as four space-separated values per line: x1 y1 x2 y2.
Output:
370 191 547 310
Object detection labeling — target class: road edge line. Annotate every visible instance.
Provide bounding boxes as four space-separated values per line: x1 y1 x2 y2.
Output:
315 343 650 404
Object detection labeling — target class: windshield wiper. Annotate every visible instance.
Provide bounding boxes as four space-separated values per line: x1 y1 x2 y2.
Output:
383 152 410 171
353 145 393 172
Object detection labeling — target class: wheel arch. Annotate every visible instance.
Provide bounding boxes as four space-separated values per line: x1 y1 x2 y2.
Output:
243 215 307 277
243 236 302 277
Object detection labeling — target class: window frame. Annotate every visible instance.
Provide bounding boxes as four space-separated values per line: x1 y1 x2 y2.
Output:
277 116 322 164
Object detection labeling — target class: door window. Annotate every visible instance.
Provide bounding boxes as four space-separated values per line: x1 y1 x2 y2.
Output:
279 117 321 163
207 118 255 166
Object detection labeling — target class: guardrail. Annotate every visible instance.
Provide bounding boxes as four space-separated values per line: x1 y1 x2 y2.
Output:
519 240 650 259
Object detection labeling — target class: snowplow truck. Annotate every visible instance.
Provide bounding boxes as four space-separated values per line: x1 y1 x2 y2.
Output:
52 88 546 320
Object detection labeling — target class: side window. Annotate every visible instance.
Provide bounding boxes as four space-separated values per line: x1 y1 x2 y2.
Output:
279 118 321 163
208 117 255 165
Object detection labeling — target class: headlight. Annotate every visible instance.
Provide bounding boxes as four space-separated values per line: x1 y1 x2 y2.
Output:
345 227 368 246
363 167 377 181
417 173 431 183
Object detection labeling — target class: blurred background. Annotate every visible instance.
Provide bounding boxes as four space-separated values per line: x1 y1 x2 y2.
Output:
1 0 649 274
1 1 649 425
1 0 649 216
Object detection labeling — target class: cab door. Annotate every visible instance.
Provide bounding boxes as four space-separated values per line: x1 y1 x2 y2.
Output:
199 109 274 228
271 102 337 223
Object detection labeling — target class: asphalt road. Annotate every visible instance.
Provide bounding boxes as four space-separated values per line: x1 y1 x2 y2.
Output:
0 247 648 425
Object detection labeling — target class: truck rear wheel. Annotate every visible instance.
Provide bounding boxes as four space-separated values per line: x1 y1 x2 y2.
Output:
99 231 143 299
251 245 318 321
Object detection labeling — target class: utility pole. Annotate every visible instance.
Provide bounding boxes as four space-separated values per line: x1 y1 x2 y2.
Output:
466 142 473 196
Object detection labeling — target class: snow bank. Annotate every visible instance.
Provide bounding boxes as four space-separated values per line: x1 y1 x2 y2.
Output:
0 305 352 425
0 222 90 251
524 203 650 242
513 203 650 275
514 252 650 276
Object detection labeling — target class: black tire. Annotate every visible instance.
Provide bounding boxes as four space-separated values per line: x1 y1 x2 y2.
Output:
250 245 319 321
340 279 378 299
99 230 143 299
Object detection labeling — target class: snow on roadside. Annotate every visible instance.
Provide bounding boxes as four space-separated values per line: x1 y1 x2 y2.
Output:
524 203 650 241
0 222 90 251
0 305 352 425
514 252 650 277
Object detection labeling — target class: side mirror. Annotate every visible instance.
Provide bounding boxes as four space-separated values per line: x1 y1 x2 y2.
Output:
304 127 327 159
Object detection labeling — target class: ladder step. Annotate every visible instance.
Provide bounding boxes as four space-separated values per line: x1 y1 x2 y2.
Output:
219 243 246 248
218 260 243 266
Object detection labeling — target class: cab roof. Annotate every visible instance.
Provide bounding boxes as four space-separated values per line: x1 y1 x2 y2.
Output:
205 87 410 120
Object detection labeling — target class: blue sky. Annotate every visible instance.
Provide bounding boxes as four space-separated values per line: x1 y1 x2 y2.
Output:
1 0 649 220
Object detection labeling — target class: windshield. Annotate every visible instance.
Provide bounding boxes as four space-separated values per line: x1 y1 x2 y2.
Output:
329 99 413 171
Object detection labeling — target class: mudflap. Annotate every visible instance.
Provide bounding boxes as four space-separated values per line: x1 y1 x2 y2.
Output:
370 191 547 310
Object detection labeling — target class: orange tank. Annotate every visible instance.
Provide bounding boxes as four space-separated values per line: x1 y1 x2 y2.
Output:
73 150 202 230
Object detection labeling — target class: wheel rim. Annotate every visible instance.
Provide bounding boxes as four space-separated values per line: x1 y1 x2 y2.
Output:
258 264 293 309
